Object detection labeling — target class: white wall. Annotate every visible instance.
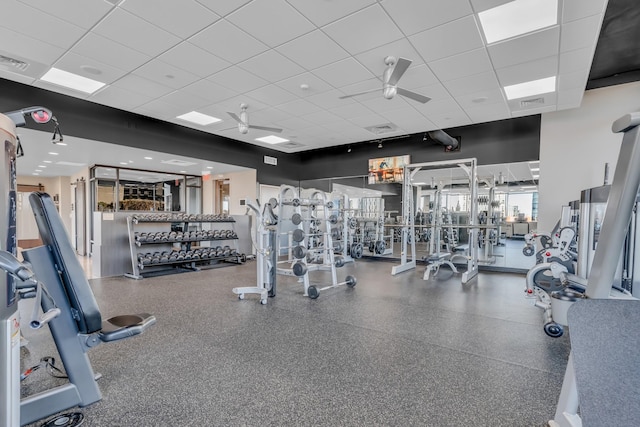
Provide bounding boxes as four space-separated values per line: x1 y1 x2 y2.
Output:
226 169 257 215
17 175 72 237
538 81 640 232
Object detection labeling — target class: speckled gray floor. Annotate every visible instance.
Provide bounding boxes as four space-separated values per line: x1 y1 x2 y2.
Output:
20 260 569 426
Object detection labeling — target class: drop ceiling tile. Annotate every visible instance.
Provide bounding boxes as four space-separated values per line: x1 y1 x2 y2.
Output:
329 103 375 120
275 99 322 117
383 0 473 36
392 64 440 90
18 0 113 29
113 74 175 98
273 115 314 130
488 26 560 69
32 81 90 100
210 66 268 93
54 52 128 84
249 107 291 124
429 48 493 82
300 110 342 126
397 119 438 133
562 0 607 23
158 42 231 78
0 27 66 66
238 50 305 83
428 109 472 129
245 84 298 106
285 0 376 27
465 102 511 123
469 0 512 13
160 90 213 110
0 69 35 85
442 71 500 96
70 33 152 71
560 14 602 53
456 87 506 108
122 0 220 38
195 0 252 17
348 113 388 128
323 5 404 55
2 1 86 50
89 85 154 110
226 0 314 48
136 98 184 120
410 15 484 62
184 79 237 103
412 97 463 116
558 69 589 91
313 58 376 88
190 20 269 64
93 8 181 57
133 60 200 90
307 88 357 109
276 30 350 70
379 106 434 129
495 55 558 87
407 83 452 102
559 47 593 74
211 95 270 115
275 73 335 97
339 78 382 102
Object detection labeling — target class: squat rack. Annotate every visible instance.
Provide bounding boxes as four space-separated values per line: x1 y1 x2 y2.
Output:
391 158 479 284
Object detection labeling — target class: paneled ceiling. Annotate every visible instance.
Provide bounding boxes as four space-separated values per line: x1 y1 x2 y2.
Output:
0 0 610 155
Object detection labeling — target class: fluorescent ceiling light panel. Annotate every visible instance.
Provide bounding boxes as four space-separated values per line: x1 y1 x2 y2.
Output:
40 67 106 94
176 111 221 125
255 135 289 144
530 167 540 171
478 0 558 44
504 76 556 100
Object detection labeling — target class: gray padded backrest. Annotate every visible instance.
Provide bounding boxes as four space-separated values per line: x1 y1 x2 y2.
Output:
29 192 102 333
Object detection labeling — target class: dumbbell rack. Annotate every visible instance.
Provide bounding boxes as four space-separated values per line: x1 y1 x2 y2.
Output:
354 197 393 256
125 213 244 279
329 192 362 262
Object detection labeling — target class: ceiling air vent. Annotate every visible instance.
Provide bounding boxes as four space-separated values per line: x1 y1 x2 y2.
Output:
520 97 545 108
365 123 398 135
0 54 29 72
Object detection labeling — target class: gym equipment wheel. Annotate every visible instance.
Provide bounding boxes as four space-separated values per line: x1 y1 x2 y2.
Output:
260 299 267 305
544 322 564 338
238 293 245 300
308 285 319 299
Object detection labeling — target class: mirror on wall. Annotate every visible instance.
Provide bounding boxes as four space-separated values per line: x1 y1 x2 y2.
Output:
300 160 539 271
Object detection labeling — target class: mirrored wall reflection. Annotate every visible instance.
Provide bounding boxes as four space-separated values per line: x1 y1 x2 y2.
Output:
300 160 539 271
91 166 202 213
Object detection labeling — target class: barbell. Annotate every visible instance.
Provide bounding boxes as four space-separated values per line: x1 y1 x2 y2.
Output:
307 275 357 299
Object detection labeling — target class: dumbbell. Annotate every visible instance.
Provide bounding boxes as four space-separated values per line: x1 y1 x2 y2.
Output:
334 256 345 268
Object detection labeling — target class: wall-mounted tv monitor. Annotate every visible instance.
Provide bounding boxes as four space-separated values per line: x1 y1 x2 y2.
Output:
368 155 410 184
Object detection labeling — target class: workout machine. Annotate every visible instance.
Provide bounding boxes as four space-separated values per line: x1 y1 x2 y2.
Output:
232 199 277 304
392 158 479 284
549 113 640 427
1 112 155 426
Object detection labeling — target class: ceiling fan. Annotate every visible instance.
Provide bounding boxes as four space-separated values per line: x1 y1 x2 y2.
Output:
339 56 431 104
226 104 282 134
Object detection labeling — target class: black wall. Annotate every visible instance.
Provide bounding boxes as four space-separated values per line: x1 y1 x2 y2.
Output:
297 115 541 181
1 78 541 189
0 78 299 186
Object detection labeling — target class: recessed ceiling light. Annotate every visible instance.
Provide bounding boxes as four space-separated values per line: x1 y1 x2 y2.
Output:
504 76 556 100
32 173 39 176
176 111 221 125
38 165 46 168
255 135 289 144
144 157 153 160
533 174 540 179
530 167 540 172
40 67 106 94
48 152 59 155
35 169 42 172
43 160 52 163
119 162 128 165
478 0 558 44
180 170 186 173
206 166 213 169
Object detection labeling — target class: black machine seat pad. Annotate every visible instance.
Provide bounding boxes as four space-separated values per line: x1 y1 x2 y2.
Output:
29 192 103 334
99 313 156 343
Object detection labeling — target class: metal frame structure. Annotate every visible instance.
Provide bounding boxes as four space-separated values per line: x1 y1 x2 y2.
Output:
392 158 479 284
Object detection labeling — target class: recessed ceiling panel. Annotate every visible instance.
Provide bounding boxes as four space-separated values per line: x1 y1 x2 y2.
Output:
189 19 268 64
245 84 298 106
158 42 231 78
495 55 559 87
18 0 114 29
122 0 220 38
226 0 315 48
238 50 305 83
313 58 375 88
285 0 376 27
195 0 252 17
70 33 151 71
133 60 201 90
382 0 474 36
410 15 484 62
429 48 494 82
276 30 350 70
210 66 268 93
275 72 335 98
488 26 561 69
560 14 603 53
442 70 501 96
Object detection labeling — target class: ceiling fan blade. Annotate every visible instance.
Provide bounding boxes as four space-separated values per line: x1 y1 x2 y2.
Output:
397 87 431 104
249 125 283 133
388 57 412 86
338 88 380 99
227 112 243 124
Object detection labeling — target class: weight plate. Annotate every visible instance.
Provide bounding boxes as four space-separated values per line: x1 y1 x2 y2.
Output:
375 240 386 254
346 275 357 288
292 261 308 277
292 228 305 243
292 245 307 259
308 285 319 299
291 212 303 225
